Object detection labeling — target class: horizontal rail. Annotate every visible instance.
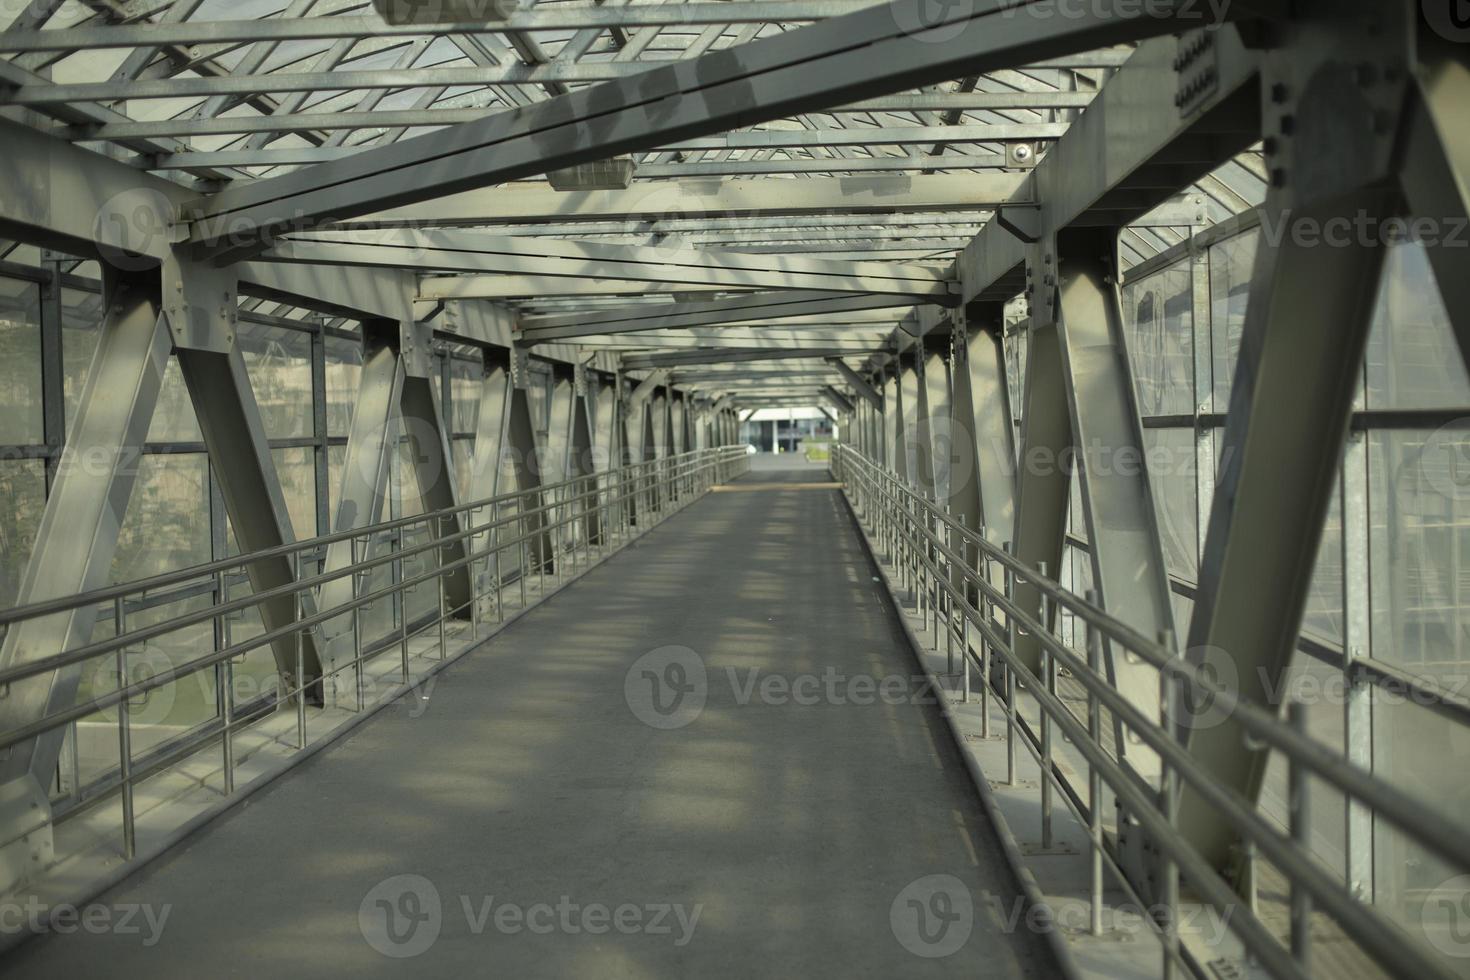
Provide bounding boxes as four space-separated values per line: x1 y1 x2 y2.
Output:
833 444 1467 980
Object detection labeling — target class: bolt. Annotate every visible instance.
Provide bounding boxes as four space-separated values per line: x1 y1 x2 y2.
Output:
1270 82 1289 104
1262 136 1278 155
1271 168 1288 188
1279 114 1295 136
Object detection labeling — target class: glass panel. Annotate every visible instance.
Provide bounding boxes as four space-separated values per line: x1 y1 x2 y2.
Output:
61 286 105 430
0 275 42 445
1142 426 1197 577
85 453 217 773
1304 476 1343 643
1258 654 1347 881
272 446 318 540
145 356 202 443
239 322 312 439
450 353 483 435
1207 229 1258 410
0 459 46 609
325 335 362 438
1373 693 1470 968
1121 262 1195 416
1364 239 1469 410
1368 429 1470 669
109 453 211 584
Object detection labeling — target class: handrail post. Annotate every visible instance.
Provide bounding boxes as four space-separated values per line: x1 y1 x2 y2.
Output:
1003 541 1017 787
294 553 306 748
436 515 448 661
215 569 236 793
1039 560 1053 851
1160 628 1181 980
351 536 364 711
1085 589 1103 937
114 596 135 861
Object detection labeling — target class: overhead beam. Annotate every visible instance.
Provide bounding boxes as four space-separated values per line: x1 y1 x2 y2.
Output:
518 291 932 343
826 357 881 406
267 229 951 298
183 0 1223 257
957 29 1262 309
338 174 1029 230
623 347 864 370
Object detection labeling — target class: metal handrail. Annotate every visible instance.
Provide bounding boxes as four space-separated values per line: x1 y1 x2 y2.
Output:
833 444 1466 980
0 447 714 629
0 445 749 868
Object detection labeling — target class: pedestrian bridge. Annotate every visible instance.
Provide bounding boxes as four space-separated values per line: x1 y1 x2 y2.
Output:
2 1 1470 978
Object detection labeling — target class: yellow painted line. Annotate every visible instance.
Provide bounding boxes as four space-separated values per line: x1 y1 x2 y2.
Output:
710 482 843 492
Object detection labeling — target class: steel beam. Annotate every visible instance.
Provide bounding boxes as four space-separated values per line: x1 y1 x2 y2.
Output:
518 291 933 344
826 357 881 407
269 230 949 298
622 347 860 370
1009 314 1069 678
341 174 1028 229
317 327 403 685
1053 226 1176 784
184 0 1219 257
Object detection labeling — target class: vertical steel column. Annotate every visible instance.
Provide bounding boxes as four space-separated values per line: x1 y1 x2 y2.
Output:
1053 225 1177 783
317 323 403 687
1010 291 1071 678
966 306 1018 548
0 267 170 891
923 341 953 506
886 361 907 483
900 349 934 495
465 349 511 607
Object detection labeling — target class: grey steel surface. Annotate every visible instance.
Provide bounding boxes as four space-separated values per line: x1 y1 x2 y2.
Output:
4 463 1056 979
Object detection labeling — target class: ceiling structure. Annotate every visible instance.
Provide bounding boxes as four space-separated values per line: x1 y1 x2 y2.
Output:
0 0 1264 408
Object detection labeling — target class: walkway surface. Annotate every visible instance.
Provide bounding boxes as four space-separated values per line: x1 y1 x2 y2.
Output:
7 458 1056 978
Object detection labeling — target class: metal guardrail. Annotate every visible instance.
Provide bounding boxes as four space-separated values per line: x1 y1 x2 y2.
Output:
0 445 749 868
832 444 1467 980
